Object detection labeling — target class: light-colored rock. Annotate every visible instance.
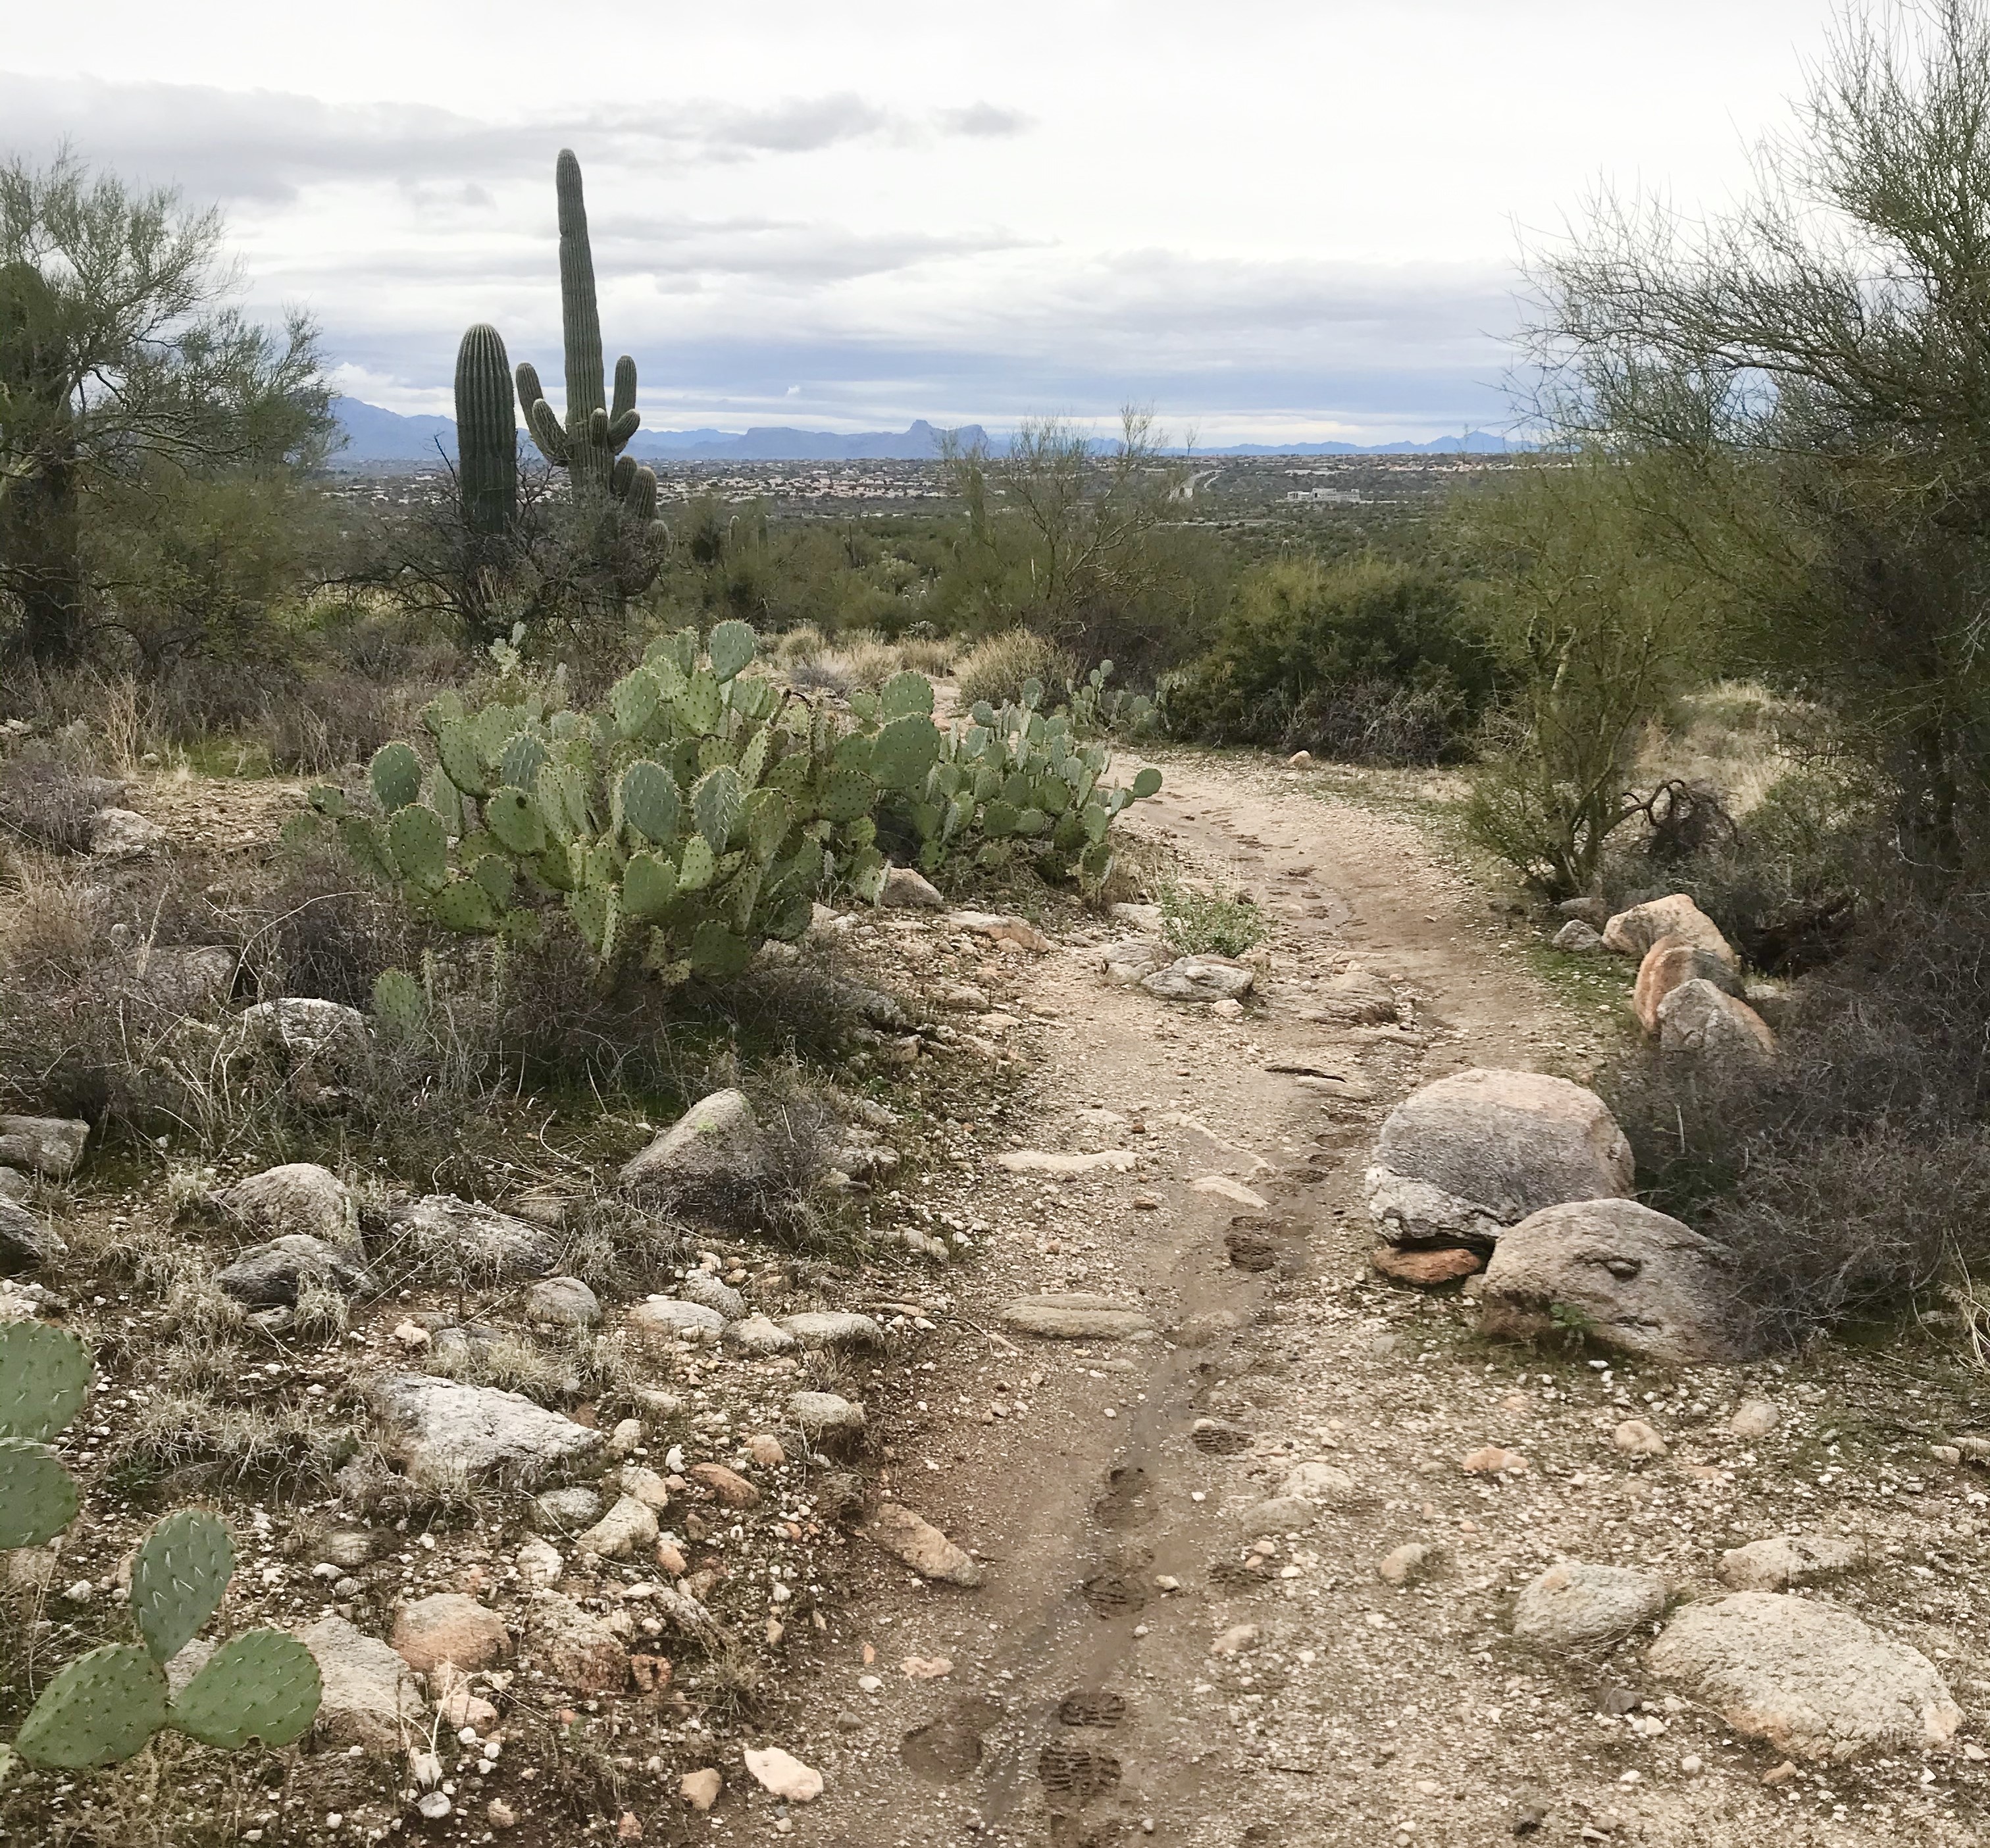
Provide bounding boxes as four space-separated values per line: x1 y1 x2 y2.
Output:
996 1148 1138 1175
1513 1560 1666 1647
1460 1446 1527 1475
866 1503 982 1585
367 1373 606 1485
723 1312 795 1356
788 1391 866 1449
166 1637 217 1699
1141 956 1254 1004
1718 1535 1862 1593
1237 1497 1315 1534
679 1767 722 1811
392 1594 511 1674
688 1462 760 1508
1613 1419 1668 1458
1378 1543 1438 1586
1730 1398 1780 1439
1192 1174 1269 1208
1648 1593 1961 1760
0 1115 89 1180
516 1538 564 1587
1602 893 1737 965
1658 979 1777 1061
236 997 368 1060
1286 750 1313 767
1552 919 1604 954
881 865 946 910
999 1294 1153 1341
777 1310 884 1350
386 1194 559 1282
743 1745 822 1803
1371 1245 1483 1287
1558 896 1610 929
1634 937 1744 1034
619 1465 671 1512
1280 1461 1356 1505
621 1089 763 1196
526 1591 628 1693
0 1167 26 1203
214 1163 354 1245
746 1433 784 1468
523 1275 601 1327
1477 1198 1743 1365
302 1614 426 1752
1210 1623 1261 1656
678 1270 746 1320
1302 969 1397 1025
944 910 1054 952
88 806 164 860
532 1486 605 1533
1100 938 1169 985
216 1233 371 1308
576 1496 661 1560
628 1296 726 1344
1364 1069 1634 1248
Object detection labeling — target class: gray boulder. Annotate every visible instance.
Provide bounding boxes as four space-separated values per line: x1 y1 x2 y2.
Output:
217 1234 371 1308
367 1373 605 1486
787 1391 866 1452
1364 1069 1634 1248
1140 956 1254 1004
301 1615 427 1753
1658 979 1777 1062
621 1089 763 1197
1551 919 1604 954
1513 1560 1666 1647
0 1197 63 1271
626 1297 725 1343
1100 939 1169 986
88 807 165 860
0 1115 89 1179
1477 1198 1743 1364
214 1163 355 1245
531 1486 605 1534
678 1270 746 1320
524 1276 601 1327
0 1168 26 1203
1718 1534 1862 1593
778 1310 884 1350
1633 938 1743 1033
1648 1593 1962 1760
1301 969 1397 1025
723 1312 796 1356
384 1194 559 1282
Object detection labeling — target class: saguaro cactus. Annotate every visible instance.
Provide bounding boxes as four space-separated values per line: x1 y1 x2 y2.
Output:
454 322 518 534
516 149 658 521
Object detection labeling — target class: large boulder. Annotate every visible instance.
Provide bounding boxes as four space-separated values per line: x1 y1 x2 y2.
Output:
1476 1198 1743 1364
89 807 165 860
0 1196 63 1272
0 1115 89 1180
1718 1534 1862 1593
621 1089 763 1197
215 1234 372 1308
1647 1593 1962 1761
1602 894 1736 967
301 1614 427 1753
778 1310 884 1350
383 1194 559 1282
1633 937 1743 1034
1658 980 1776 1062
214 1163 355 1245
1513 1560 1666 1647
1363 1069 1634 1249
524 1277 601 1328
366 1373 606 1486
880 865 946 910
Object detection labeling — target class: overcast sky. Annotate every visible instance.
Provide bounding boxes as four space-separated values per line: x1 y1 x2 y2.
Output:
3 1 1847 442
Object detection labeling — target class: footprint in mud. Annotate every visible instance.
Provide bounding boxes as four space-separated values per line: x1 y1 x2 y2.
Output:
1223 1221 1281 1272
1079 1571 1149 1618
901 1697 1002 1782
1091 1464 1152 1529
1057 1689 1129 1728
1191 1418 1253 1456
1037 1740 1123 1809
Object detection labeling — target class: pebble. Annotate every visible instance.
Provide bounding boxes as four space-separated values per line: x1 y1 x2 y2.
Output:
1612 1420 1668 1458
679 1768 722 1811
1377 1543 1437 1586
1460 1447 1527 1475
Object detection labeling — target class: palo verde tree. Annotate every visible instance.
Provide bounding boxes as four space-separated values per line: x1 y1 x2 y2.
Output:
0 149 331 664
1524 0 1990 871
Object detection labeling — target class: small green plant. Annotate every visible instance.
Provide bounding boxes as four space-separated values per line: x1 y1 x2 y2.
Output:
1067 659 1159 739
0 1323 321 1783
1158 880 1267 958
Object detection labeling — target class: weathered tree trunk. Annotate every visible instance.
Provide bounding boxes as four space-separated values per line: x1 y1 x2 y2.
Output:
1 451 84 664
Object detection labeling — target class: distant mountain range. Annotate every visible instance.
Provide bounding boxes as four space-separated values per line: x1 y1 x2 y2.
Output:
328 398 1525 466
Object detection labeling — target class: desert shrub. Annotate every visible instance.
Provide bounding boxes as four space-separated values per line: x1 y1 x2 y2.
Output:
895 631 958 677
0 748 107 852
955 629 1078 711
1604 882 1990 1346
1162 555 1487 765
780 628 902 697
1158 880 1267 958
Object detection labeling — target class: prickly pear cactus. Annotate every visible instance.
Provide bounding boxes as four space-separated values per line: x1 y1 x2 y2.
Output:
0 1438 78 1549
169 1630 322 1750
13 1647 169 1769
130 1510 233 1665
0 1320 90 1442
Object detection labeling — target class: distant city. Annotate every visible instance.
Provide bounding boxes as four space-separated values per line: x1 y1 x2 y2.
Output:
328 398 1530 468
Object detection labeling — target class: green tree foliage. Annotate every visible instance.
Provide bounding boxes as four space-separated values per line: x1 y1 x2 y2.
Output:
1525 0 1990 869
0 151 332 663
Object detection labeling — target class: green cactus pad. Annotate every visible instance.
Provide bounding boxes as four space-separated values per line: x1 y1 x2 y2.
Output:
730 676 778 723
879 671 935 720
623 851 678 919
386 805 449 892
847 846 888 904
693 765 744 854
484 787 546 858
371 969 429 1038
1131 765 1163 799
819 765 876 824
871 715 940 792
743 787 794 863
470 854 515 909
0 1437 78 1548
436 722 490 798
430 878 503 933
421 690 467 738
130 1509 234 1665
569 885 618 959
737 723 771 790
609 668 661 739
707 619 756 683
675 667 723 736
689 919 753 975
14 1645 168 1769
499 731 549 792
678 835 717 892
763 751 813 796
619 760 680 844
0 1322 91 1442
369 741 422 815
832 731 875 773
169 1629 322 1751
534 844 574 892
981 801 1021 838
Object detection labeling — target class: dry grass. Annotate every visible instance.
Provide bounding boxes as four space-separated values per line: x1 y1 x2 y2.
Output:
955 629 1077 711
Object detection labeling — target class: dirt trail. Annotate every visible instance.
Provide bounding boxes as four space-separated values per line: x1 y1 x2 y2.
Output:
779 751 1985 1848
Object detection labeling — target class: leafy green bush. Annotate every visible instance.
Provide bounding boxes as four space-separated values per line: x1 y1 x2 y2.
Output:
1161 555 1489 764
1158 881 1267 957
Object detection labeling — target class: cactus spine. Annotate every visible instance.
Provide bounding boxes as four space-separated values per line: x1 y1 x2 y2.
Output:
453 322 517 534
517 149 658 518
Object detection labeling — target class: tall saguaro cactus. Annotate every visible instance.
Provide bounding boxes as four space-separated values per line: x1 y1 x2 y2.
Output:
454 322 518 534
516 149 658 522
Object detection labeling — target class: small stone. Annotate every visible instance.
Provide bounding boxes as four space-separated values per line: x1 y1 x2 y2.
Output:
524 1276 601 1327
678 1270 747 1321
654 1539 688 1577
787 1391 867 1450
528 1591 629 1693
628 1296 727 1343
743 1745 822 1804
1513 1561 1666 1647
607 1416 644 1457
1371 1245 1484 1287
214 1162 354 1243
1729 1399 1780 1439
723 1312 796 1356
1210 1624 1260 1656
392 1594 511 1674
688 1463 760 1509
866 1502 982 1585
1141 956 1255 1005
367 1373 604 1487
622 1089 763 1198
1190 1174 1269 1209
488 1799 517 1829
1377 1543 1437 1587
1612 1420 1668 1458
417 1792 451 1821
1000 1293 1152 1341
679 1767 722 1811
619 1466 671 1512
1552 920 1604 954
777 1310 884 1350
1460 1447 1527 1475
1238 1497 1316 1534
1718 1535 1862 1593
617 1812 644 1841
577 1496 661 1560
1280 1461 1357 1505
215 1234 371 1308
746 1433 785 1468
533 1487 605 1534
303 1615 427 1753
882 865 946 910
